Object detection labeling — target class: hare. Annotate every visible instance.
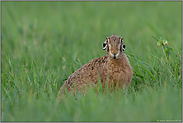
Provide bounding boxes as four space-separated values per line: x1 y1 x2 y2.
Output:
58 34 133 97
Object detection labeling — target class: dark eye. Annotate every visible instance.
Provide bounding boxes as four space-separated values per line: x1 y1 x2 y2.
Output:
123 44 125 49
103 42 107 47
121 38 123 42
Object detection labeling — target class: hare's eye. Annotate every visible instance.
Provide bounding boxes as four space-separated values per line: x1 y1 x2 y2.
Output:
103 43 107 47
103 39 108 50
121 38 123 42
103 42 107 50
122 44 125 51
123 44 125 49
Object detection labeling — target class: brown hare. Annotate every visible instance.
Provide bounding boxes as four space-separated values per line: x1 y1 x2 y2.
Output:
58 34 133 97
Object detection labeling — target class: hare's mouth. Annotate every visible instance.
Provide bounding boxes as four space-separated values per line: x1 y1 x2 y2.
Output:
109 52 120 59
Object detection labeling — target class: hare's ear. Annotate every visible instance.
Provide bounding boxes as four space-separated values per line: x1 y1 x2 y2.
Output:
103 39 108 50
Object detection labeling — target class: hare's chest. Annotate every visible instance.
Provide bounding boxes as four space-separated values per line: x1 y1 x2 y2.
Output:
102 64 125 77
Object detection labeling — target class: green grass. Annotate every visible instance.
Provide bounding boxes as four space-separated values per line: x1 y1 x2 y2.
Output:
1 1 182 122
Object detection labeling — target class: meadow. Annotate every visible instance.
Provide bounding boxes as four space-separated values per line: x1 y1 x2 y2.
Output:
1 1 182 122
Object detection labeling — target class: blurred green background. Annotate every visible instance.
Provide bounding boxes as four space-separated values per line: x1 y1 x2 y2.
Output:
1 1 182 122
2 1 181 65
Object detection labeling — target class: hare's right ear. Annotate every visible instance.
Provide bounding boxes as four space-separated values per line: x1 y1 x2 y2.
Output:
103 39 108 50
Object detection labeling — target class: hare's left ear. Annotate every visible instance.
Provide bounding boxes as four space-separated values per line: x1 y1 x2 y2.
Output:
103 39 108 50
121 38 125 51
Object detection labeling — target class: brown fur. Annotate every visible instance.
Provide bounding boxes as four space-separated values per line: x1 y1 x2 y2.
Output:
58 35 133 97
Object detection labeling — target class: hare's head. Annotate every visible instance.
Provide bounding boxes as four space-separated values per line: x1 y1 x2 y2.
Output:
103 35 125 59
